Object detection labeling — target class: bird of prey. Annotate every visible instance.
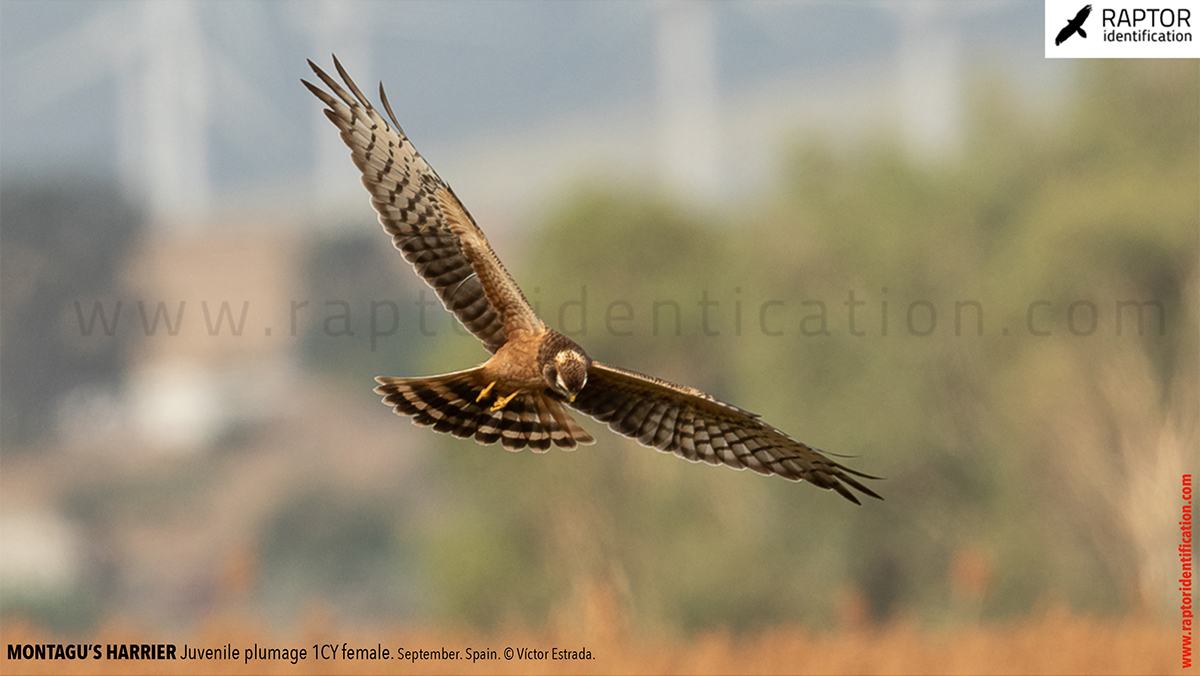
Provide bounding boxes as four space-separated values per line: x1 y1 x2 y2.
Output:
1055 4 1092 45
303 57 882 504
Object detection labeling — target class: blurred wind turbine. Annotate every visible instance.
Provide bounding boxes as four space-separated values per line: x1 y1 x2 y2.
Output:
891 1 965 163
11 1 209 224
289 0 374 217
655 0 722 206
10 0 285 227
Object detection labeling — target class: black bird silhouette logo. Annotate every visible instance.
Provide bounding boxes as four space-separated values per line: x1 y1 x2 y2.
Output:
1056 4 1093 45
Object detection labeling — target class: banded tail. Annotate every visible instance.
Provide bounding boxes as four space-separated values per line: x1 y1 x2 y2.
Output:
375 368 595 451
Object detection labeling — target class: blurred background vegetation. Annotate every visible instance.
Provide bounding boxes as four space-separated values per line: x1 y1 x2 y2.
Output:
406 59 1197 633
0 39 1195 663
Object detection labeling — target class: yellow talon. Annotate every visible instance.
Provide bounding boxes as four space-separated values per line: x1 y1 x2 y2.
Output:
489 390 520 411
476 381 496 403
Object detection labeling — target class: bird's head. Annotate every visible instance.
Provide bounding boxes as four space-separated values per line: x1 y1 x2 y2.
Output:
540 332 590 402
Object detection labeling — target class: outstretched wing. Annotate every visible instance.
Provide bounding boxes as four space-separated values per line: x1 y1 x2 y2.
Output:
303 56 541 353
569 362 882 504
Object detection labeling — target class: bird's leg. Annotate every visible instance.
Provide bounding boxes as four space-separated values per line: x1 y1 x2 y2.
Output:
489 390 521 411
476 381 496 403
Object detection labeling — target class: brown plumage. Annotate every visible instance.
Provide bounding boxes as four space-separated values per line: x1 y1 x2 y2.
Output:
376 366 594 452
304 56 882 504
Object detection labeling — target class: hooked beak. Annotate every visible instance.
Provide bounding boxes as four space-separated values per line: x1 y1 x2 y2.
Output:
568 393 577 402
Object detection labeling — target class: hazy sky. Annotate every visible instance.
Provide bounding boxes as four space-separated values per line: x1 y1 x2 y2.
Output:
0 1 1056 225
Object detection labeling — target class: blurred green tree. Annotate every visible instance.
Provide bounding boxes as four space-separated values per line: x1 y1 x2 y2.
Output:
388 60 1198 633
0 179 144 446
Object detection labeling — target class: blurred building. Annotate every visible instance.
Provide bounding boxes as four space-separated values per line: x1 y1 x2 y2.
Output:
120 223 301 453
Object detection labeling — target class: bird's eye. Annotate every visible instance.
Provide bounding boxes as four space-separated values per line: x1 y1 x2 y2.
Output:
556 373 568 393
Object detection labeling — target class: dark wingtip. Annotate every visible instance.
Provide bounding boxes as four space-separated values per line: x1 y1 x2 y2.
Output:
845 472 885 503
379 82 403 130
332 54 351 84
306 58 329 80
834 484 864 505
329 54 371 107
300 78 323 99
855 483 885 502
832 464 885 504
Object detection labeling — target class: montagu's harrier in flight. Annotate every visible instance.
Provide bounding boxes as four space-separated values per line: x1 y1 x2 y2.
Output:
304 57 882 504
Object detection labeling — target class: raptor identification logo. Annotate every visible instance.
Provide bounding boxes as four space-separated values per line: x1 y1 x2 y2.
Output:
1046 0 1200 56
